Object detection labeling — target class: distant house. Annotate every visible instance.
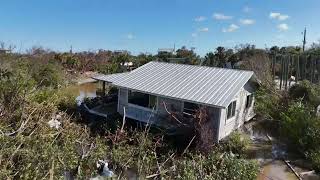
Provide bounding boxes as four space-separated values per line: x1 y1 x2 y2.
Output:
113 50 130 55
0 49 11 54
158 48 175 54
93 62 258 142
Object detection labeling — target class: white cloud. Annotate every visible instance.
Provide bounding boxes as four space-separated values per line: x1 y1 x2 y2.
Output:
270 12 290 21
222 24 239 33
277 23 289 31
270 12 281 19
198 27 209 32
213 13 233 20
194 16 206 22
191 33 198 38
126 33 135 40
239 19 255 25
243 6 251 13
278 15 290 21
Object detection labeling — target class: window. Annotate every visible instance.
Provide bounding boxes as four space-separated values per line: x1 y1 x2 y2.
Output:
128 90 157 109
227 101 236 119
245 94 254 108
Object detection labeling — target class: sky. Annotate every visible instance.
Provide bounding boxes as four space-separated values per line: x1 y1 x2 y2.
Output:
0 0 320 55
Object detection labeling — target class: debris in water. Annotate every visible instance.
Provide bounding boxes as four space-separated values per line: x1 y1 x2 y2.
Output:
271 144 287 159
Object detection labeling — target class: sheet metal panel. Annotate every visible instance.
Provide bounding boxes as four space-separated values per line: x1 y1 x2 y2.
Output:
94 62 254 108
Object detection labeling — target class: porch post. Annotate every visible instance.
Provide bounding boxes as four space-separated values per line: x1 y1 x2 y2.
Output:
102 81 106 96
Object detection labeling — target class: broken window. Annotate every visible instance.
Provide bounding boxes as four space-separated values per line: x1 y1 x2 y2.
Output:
227 101 236 119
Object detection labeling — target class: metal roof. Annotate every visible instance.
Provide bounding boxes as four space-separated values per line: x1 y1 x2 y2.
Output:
93 62 254 108
92 72 129 83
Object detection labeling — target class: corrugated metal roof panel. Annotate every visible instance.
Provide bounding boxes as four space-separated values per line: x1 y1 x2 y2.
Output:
92 72 129 83
94 62 254 108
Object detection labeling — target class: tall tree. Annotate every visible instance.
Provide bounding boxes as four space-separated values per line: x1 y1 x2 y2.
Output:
204 52 216 67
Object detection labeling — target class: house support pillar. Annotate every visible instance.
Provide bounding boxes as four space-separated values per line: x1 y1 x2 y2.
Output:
102 81 106 96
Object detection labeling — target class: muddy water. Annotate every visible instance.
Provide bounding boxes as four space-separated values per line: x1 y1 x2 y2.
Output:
244 120 320 180
258 160 298 180
66 82 98 105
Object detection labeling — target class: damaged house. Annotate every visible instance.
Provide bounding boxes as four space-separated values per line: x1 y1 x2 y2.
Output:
93 61 258 142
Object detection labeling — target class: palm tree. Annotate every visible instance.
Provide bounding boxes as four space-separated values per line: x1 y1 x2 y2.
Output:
204 52 216 67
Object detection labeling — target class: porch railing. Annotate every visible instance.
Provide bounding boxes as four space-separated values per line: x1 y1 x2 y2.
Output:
125 103 157 124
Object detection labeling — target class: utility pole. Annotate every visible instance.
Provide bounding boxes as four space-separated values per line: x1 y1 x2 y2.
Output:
69 45 73 54
302 28 307 52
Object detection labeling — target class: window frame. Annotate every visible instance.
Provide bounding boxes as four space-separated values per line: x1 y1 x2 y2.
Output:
245 94 254 109
227 100 237 120
128 90 158 110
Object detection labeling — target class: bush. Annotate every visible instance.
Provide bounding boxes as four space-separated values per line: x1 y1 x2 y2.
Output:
280 102 320 172
289 80 320 109
223 131 251 155
32 63 63 88
175 152 258 180
255 85 285 118
307 150 320 173
96 63 123 74
280 102 319 150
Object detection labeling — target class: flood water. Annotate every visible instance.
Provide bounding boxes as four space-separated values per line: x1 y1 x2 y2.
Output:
244 120 320 180
66 82 98 105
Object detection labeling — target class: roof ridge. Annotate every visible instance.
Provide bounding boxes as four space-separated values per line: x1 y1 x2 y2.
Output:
150 61 254 73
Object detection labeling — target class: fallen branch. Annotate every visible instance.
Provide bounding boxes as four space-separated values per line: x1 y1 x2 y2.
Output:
49 160 55 180
120 107 126 133
284 160 302 180
300 170 315 176
2 107 37 136
182 135 196 155
162 101 183 124
146 170 169 179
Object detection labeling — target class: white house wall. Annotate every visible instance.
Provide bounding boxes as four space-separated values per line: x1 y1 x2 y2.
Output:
116 84 255 142
118 88 128 115
217 81 256 141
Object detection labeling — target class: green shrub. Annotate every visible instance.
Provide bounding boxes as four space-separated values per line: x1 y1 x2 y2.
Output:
280 102 319 150
289 80 320 109
96 63 123 74
175 152 259 180
255 85 282 120
307 150 320 173
223 131 251 155
32 63 63 88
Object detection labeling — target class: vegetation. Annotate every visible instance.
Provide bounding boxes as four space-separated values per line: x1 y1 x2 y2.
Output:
0 52 259 179
256 78 320 172
223 132 251 156
1 40 320 178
